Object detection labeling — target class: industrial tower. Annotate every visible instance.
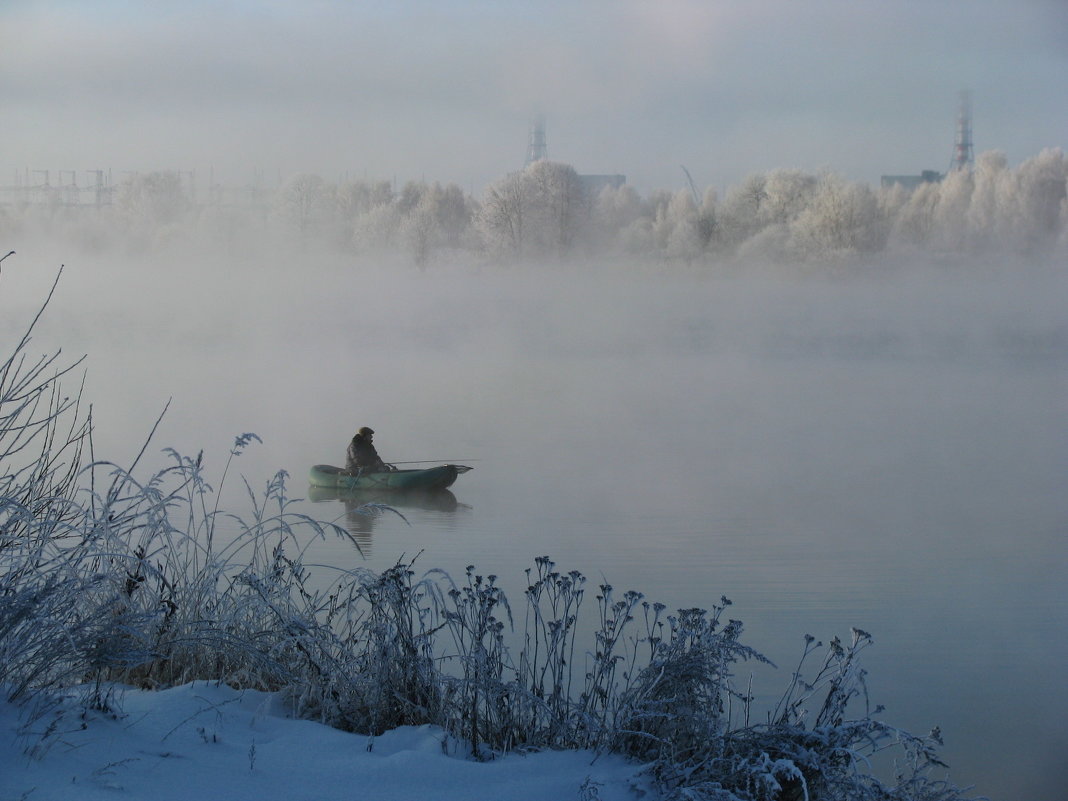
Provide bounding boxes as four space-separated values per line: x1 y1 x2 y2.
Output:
950 90 974 172
525 115 548 167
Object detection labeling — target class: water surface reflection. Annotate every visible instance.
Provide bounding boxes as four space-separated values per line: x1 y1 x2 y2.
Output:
307 486 467 556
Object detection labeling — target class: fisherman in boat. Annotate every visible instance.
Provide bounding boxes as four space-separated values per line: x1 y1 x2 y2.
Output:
346 426 391 474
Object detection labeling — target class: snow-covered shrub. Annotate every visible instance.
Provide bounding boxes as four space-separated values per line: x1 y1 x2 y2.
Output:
646 629 964 801
614 601 769 762
0 262 96 700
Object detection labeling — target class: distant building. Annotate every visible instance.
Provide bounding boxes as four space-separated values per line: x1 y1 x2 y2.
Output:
578 174 627 197
880 170 943 191
522 117 625 198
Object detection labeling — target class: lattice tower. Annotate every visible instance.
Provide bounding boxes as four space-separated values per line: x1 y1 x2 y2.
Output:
525 115 548 167
950 90 974 172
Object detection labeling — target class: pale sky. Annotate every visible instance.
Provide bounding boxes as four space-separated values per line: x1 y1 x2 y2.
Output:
2 0 1066 195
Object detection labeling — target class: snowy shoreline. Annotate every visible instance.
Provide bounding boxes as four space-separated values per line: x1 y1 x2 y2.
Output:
2 682 656 801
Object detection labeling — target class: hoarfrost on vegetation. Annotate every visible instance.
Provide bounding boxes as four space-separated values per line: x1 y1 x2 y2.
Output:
7 149 1065 268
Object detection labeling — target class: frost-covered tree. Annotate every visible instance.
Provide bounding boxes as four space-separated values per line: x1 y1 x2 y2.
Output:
396 182 473 266
419 182 472 249
11 143 1067 265
477 170 529 257
931 168 973 251
712 169 817 260
875 181 910 244
111 171 194 250
593 184 644 247
697 187 718 250
352 203 403 252
761 169 817 227
653 190 704 263
885 148 1067 257
1003 147 1067 254
115 171 191 228
274 173 336 243
478 161 588 260
966 150 1009 250
525 160 589 258
790 173 882 257
396 180 426 217
718 173 768 248
891 180 941 250
400 205 436 267
340 180 399 252
617 216 657 258
337 180 393 221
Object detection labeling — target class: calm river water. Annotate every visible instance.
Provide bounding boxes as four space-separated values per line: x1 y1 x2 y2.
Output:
11 249 1066 801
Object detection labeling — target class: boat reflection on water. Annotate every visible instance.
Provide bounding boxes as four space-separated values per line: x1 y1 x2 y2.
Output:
306 485 464 555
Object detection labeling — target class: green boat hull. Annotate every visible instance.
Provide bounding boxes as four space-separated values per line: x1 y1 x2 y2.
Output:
309 463 470 492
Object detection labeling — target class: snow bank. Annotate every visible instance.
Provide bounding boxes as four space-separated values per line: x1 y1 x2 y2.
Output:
1 683 657 801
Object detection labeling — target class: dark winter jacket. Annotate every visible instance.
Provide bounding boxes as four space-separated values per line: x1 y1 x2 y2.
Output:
346 434 386 473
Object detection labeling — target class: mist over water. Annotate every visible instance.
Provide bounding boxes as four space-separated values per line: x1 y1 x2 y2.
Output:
4 246 1066 800
4 2 1066 795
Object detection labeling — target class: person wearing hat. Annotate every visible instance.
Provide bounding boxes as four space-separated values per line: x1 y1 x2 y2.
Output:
346 426 390 473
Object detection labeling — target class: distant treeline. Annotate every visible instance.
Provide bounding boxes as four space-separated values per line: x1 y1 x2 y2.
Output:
3 149 1066 266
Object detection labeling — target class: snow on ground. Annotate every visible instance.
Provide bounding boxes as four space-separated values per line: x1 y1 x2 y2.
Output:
0 683 657 801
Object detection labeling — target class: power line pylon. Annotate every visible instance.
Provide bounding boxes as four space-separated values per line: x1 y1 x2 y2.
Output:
950 90 974 172
525 115 548 167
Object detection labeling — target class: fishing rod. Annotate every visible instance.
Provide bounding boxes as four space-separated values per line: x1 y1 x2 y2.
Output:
388 459 480 465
